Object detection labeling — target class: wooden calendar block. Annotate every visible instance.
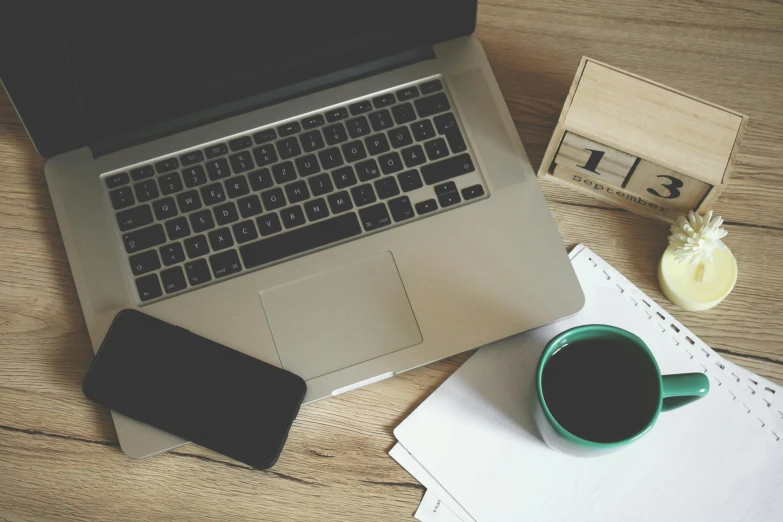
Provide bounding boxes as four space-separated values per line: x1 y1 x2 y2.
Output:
538 57 747 222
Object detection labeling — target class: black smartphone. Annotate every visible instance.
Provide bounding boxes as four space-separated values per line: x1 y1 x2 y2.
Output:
83 309 306 469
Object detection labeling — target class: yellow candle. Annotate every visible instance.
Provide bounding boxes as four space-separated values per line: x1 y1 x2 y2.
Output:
658 243 737 311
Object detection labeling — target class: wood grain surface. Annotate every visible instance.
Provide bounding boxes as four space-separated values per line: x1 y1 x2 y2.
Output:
1 1 781 520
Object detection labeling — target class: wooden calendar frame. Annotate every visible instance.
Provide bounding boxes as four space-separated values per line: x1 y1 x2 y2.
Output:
537 57 748 222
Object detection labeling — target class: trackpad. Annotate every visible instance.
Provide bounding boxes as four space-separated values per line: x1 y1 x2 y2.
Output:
260 252 422 381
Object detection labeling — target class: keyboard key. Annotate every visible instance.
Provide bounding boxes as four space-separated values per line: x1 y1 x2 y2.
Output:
134 180 159 203
225 176 250 198
411 120 436 141
435 181 458 196
184 235 210 258
421 153 475 185
185 259 212 285
304 198 330 221
369 109 394 132
229 151 254 173
332 166 357 189
388 127 413 148
238 194 264 218
415 199 438 215
396 86 419 101
342 140 367 163
253 129 277 144
165 217 191 240
318 148 344 170
425 138 450 161
415 93 450 118
434 113 458 133
388 195 415 222
182 165 208 187
349 100 372 115
445 128 467 153
208 227 234 250
272 162 297 184
277 137 301 160
153 197 178 220
210 249 242 278
302 114 325 129
420 79 443 94
323 123 348 145
201 183 226 205
301 130 325 152
285 181 310 203
253 145 278 166
351 184 377 207
328 191 354 213
240 212 362 269
281 205 306 229
438 190 461 208
106 172 130 188
180 150 204 166
205 143 229 158
257 213 282 236
374 177 400 199
129 250 161 276
295 154 320 177
116 205 153 231
346 116 371 138
391 102 416 125
229 136 253 151
378 151 404 174
356 159 381 182
136 274 162 301
359 202 392 231
161 266 187 293
308 173 334 196
372 93 396 108
248 169 274 191
131 165 155 181
123 224 166 254
160 242 186 266
177 190 202 212
365 133 390 155
190 209 216 233
398 170 423 192
155 158 179 174
401 145 426 168
206 158 231 180
214 202 239 225
232 220 259 244
325 107 349 122
159 172 184 194
261 188 286 210
462 184 485 200
277 121 301 137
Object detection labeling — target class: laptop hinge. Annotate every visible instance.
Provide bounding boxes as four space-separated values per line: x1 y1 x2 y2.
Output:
91 45 435 158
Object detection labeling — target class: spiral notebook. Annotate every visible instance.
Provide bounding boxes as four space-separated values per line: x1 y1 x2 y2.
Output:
391 244 783 522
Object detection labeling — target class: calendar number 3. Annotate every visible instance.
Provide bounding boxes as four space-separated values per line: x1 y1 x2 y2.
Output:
647 175 683 199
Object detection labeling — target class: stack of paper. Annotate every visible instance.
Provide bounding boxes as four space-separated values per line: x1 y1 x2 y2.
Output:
391 245 783 522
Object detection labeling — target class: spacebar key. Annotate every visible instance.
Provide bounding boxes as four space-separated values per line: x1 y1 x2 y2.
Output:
421 153 475 185
240 212 362 269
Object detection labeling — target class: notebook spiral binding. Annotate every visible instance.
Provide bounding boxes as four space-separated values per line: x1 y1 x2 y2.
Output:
571 244 782 443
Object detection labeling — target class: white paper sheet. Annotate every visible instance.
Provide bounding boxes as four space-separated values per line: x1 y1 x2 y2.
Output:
414 490 464 522
395 245 783 522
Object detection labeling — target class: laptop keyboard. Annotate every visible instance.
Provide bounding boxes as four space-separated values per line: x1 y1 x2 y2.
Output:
103 78 488 304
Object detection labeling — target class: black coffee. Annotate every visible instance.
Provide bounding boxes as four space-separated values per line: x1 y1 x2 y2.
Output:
541 338 660 443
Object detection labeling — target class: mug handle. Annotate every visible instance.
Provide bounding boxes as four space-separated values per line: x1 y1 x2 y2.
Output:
661 373 710 412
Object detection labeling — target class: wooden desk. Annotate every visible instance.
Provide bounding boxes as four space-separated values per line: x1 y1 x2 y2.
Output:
1 1 781 520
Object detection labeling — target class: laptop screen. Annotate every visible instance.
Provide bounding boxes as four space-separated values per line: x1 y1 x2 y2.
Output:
0 1 477 159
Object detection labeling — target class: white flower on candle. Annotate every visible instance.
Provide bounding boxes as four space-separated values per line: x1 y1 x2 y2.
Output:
668 210 728 265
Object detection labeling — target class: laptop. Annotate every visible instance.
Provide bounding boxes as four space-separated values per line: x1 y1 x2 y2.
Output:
1 1 583 458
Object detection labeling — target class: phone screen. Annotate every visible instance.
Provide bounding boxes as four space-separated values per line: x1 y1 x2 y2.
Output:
83 309 306 469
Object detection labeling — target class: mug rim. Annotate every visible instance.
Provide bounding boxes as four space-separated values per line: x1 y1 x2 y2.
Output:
536 324 663 448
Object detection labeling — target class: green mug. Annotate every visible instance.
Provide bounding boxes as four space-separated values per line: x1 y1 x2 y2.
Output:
534 324 709 456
